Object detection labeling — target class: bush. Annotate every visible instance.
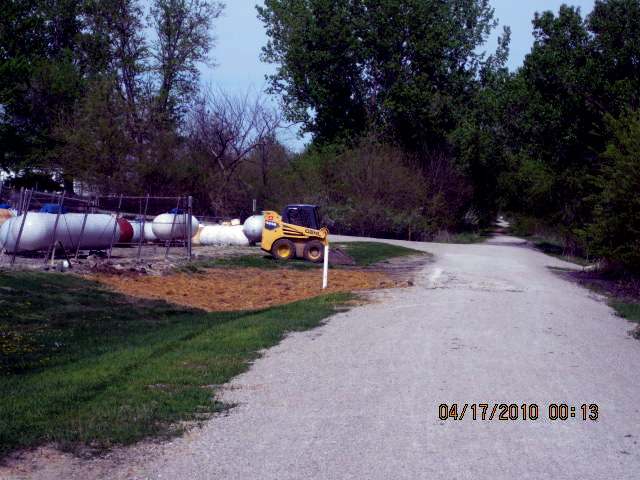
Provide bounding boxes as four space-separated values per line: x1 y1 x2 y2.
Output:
588 111 640 272
269 137 472 239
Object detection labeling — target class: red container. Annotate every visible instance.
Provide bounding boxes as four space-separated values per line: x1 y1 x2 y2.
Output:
117 218 134 243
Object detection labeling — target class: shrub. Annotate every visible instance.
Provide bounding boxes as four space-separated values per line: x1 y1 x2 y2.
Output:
588 111 640 272
269 137 472 239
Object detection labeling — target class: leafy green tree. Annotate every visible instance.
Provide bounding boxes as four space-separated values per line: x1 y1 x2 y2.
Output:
150 0 224 124
496 6 603 244
450 26 511 221
588 0 640 114
257 0 498 150
588 111 640 271
257 0 368 143
0 0 85 172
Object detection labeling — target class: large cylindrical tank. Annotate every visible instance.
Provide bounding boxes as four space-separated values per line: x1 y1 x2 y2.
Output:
117 218 134 243
130 220 157 243
144 222 157 242
243 215 264 243
0 209 14 227
0 212 120 252
199 224 249 246
54 213 119 250
0 217 17 250
152 213 199 241
0 212 56 252
191 224 205 246
130 220 142 243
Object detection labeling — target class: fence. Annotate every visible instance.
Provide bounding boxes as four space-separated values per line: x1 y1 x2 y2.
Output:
0 187 195 268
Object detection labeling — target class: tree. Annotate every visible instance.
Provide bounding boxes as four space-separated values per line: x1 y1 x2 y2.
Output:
257 0 368 143
588 0 640 114
257 0 498 150
150 0 224 124
496 6 602 243
588 111 640 271
186 89 283 213
0 0 85 173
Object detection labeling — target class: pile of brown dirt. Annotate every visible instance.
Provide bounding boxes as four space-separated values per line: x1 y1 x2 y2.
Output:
90 268 400 312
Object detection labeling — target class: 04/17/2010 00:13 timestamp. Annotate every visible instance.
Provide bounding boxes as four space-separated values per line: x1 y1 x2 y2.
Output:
438 404 599 422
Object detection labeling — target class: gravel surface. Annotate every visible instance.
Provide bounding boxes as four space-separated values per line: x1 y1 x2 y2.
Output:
7 233 640 479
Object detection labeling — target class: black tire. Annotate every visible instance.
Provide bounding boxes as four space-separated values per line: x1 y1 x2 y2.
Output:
303 240 325 263
272 238 296 260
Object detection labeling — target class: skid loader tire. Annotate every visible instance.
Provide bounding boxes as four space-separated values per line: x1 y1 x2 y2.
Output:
272 238 296 260
303 240 325 263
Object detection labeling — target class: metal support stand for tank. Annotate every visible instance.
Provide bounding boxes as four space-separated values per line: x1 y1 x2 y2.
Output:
17 188 25 215
137 194 150 261
164 196 182 260
11 189 33 267
187 196 193 260
44 191 66 266
74 200 91 261
21 189 30 214
107 194 123 261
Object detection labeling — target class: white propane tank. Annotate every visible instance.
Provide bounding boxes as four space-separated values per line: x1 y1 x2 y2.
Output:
191 224 204 246
152 213 199 241
199 224 249 246
130 220 142 243
0 217 16 250
0 213 56 252
130 220 158 243
242 215 264 243
143 222 157 242
56 213 118 250
232 225 250 246
0 209 14 226
0 213 119 253
199 225 222 245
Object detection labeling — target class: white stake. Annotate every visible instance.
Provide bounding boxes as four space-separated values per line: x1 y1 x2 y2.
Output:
322 243 329 289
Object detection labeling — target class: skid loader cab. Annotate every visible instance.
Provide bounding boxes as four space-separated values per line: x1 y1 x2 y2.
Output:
281 204 321 230
261 204 329 263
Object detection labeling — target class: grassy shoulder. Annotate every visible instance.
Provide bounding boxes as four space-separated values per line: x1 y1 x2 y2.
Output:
431 230 491 244
528 237 591 267
332 241 427 266
180 241 428 273
610 300 640 326
507 216 591 266
0 271 353 457
554 268 640 336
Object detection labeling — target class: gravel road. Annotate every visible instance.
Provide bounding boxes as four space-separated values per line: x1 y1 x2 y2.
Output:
16 234 640 479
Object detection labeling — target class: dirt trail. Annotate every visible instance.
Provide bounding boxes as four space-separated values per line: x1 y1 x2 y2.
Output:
5 233 640 479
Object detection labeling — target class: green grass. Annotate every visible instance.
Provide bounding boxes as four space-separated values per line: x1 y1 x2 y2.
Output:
332 242 426 266
531 238 592 266
179 242 427 272
610 300 640 324
433 231 490 244
0 272 352 457
176 254 316 273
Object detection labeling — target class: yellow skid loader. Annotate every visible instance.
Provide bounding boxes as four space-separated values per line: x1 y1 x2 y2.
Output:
261 204 329 263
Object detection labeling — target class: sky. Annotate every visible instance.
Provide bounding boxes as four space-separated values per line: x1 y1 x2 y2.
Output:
202 0 597 149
